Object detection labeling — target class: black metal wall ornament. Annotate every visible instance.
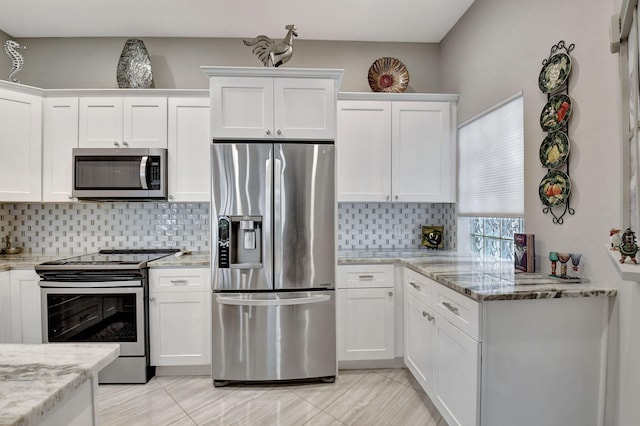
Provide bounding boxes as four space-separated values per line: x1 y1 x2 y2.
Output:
538 40 575 224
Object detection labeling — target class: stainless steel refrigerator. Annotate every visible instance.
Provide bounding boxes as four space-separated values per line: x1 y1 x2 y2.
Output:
210 141 336 386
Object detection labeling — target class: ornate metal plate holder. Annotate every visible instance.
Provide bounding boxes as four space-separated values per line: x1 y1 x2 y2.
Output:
540 40 575 224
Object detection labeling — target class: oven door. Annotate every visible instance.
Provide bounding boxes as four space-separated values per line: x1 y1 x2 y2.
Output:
41 284 145 356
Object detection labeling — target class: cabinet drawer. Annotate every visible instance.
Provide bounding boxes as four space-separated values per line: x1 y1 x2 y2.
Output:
404 269 432 306
434 282 481 341
149 268 209 293
337 264 394 288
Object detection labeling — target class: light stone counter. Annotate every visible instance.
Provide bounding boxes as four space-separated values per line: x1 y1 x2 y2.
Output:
0 254 62 272
0 343 119 425
148 251 210 268
339 249 617 301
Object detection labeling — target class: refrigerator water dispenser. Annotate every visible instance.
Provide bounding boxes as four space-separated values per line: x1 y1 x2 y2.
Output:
218 216 262 268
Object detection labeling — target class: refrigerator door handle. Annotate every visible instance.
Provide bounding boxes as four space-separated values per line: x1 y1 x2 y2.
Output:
273 150 283 287
216 294 330 306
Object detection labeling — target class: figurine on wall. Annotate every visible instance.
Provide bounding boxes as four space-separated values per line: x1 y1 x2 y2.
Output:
609 228 622 250
619 228 639 264
243 24 297 67
4 40 25 83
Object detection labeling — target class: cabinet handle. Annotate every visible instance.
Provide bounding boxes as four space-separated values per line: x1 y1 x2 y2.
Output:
409 281 421 290
265 129 271 135
358 274 374 280
422 311 435 322
170 279 188 285
388 291 393 297
113 141 120 147
277 129 282 135
123 141 129 147
442 301 459 315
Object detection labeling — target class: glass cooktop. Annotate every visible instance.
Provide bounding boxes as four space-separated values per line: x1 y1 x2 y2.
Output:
36 249 180 270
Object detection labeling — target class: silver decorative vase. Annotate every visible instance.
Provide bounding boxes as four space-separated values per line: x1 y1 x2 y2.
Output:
116 38 154 89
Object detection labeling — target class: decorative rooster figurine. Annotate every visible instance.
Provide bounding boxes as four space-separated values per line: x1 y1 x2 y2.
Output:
243 24 298 67
4 40 26 83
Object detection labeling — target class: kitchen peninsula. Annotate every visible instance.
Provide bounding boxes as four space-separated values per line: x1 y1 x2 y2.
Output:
0 343 119 426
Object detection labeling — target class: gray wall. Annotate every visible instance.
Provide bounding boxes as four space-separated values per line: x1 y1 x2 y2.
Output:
441 0 627 424
9 37 441 92
0 30 11 79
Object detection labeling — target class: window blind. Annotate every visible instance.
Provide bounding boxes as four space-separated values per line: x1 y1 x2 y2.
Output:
458 94 524 216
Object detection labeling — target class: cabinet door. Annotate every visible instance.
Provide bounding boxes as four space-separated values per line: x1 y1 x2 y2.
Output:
391 101 455 202
10 270 42 344
149 291 211 366
404 290 437 394
336 101 392 202
274 78 335 140
436 316 480 426
43 97 79 201
0 88 42 202
210 77 273 139
123 97 167 148
79 97 124 148
0 271 11 343
167 97 210 201
337 287 394 361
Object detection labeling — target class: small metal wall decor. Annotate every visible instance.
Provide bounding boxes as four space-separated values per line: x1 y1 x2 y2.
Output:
538 40 575 224
117 38 154 89
4 40 25 83
243 24 298 67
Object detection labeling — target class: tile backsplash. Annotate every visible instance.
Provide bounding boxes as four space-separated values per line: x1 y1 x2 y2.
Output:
0 202 210 255
338 203 456 251
0 201 456 255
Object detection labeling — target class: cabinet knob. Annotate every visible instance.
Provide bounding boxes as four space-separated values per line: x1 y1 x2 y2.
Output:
122 141 129 147
385 195 390 200
422 311 428 317
265 129 271 135
67 195 73 200
277 129 282 135
113 141 120 147
388 291 393 297
169 194 174 200
150 297 156 302
394 195 399 200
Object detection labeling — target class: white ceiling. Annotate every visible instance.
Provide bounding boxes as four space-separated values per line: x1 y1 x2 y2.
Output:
0 0 474 43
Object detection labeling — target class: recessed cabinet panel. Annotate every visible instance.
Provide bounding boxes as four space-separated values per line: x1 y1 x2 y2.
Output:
0 88 42 201
275 78 335 140
79 98 123 148
123 97 168 148
43 97 79 201
337 101 392 202
404 291 437 394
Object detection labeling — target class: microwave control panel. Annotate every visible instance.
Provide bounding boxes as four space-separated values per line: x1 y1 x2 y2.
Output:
149 156 162 190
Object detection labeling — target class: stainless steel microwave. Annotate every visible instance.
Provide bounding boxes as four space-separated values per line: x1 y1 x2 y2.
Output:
72 148 168 200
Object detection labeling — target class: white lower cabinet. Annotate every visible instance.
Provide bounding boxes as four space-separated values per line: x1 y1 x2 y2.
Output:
149 268 211 366
6 269 42 344
337 264 395 361
404 267 480 426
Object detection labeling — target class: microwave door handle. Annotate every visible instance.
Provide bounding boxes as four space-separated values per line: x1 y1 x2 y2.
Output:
139 156 149 190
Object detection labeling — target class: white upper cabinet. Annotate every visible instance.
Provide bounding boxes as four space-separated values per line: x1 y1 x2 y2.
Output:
0 84 43 202
42 97 79 202
79 96 167 148
167 96 211 202
337 93 458 203
203 67 343 140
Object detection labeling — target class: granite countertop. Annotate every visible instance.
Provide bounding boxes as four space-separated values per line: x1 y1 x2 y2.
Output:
0 343 119 426
148 251 210 268
339 249 618 301
0 254 62 272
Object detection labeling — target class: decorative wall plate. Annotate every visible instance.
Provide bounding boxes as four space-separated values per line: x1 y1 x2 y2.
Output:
539 170 571 207
422 225 444 249
538 53 571 94
539 131 570 168
540 93 572 132
368 57 410 93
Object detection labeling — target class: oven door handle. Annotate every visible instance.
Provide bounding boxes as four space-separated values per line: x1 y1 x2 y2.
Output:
39 280 143 288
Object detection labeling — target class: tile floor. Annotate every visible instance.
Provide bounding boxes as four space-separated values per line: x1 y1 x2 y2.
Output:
99 369 447 425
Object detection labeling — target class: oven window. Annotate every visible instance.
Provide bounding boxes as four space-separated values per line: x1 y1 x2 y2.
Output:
46 293 138 343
